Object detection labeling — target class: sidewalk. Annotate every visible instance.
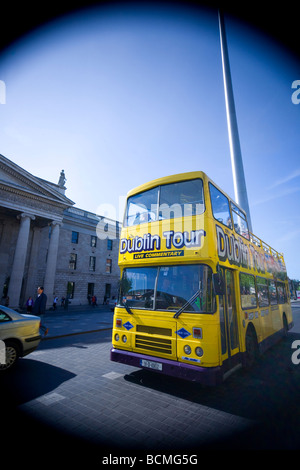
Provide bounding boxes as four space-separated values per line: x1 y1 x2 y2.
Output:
40 304 114 340
39 300 299 340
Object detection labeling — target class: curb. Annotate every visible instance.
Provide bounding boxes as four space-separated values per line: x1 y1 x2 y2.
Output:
42 326 113 341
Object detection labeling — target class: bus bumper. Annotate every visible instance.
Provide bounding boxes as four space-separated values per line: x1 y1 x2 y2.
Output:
110 348 222 386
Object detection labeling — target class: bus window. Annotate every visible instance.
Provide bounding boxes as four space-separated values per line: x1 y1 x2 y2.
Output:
256 277 269 307
240 273 257 309
156 264 215 313
231 202 250 240
268 280 277 305
124 179 205 227
277 282 287 304
159 179 204 219
119 267 157 309
125 187 158 227
119 264 215 313
209 183 232 229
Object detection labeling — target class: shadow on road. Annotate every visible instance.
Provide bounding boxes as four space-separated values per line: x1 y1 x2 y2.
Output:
1 357 78 457
124 333 300 449
0 357 76 407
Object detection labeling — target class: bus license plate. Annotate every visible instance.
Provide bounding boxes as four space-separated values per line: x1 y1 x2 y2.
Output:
140 359 162 371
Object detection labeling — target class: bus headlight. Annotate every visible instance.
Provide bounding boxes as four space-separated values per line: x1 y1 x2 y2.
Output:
115 333 120 342
184 345 191 355
195 347 203 357
122 335 127 343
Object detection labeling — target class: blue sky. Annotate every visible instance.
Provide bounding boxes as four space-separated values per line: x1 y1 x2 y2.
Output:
0 3 299 279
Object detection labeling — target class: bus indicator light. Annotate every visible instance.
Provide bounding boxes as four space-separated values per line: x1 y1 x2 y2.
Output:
116 319 122 328
193 327 202 339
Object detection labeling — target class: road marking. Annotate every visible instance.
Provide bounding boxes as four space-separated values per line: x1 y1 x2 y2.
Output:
36 392 66 405
102 371 124 380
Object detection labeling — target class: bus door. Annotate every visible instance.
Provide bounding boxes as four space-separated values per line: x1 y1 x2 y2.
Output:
219 268 240 372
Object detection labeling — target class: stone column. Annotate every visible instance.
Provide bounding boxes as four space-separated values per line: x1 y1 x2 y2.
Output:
23 226 42 303
8 213 35 308
44 221 61 308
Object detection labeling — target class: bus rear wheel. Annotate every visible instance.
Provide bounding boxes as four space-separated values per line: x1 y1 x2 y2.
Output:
245 327 258 369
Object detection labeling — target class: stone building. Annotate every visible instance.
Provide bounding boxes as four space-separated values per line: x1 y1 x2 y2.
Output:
0 154 120 309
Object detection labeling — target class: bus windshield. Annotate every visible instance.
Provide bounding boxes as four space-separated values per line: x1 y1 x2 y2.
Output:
124 178 204 227
118 264 215 313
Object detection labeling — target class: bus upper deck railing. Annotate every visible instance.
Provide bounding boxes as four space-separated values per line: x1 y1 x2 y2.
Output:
249 232 284 260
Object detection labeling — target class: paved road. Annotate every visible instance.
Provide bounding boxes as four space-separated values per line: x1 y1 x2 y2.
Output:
2 304 300 463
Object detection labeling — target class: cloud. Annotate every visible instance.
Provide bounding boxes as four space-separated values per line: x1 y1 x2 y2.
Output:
268 168 300 189
252 186 300 207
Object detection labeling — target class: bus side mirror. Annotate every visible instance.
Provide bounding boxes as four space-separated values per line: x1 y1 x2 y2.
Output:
213 273 225 295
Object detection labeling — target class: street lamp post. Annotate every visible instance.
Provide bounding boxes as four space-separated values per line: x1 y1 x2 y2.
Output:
218 10 253 233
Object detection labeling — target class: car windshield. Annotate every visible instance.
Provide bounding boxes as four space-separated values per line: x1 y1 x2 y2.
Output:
118 264 215 313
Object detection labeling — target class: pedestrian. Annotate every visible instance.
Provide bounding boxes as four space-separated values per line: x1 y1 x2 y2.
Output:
4 296 9 307
26 296 34 313
53 295 58 310
32 286 48 337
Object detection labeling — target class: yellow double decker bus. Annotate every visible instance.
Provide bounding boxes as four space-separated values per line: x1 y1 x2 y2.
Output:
111 171 293 385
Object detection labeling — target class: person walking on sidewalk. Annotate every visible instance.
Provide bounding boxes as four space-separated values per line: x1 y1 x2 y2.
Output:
32 286 48 337
26 296 34 313
53 295 58 310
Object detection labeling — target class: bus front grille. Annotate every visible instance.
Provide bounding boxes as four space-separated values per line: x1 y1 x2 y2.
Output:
136 325 172 336
135 334 172 355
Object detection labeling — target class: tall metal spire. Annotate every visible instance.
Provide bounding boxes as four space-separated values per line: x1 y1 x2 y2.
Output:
218 10 253 233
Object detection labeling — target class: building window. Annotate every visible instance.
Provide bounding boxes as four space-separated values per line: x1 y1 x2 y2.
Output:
89 256 96 271
107 239 113 250
67 281 75 299
91 235 97 247
69 253 77 270
72 231 79 244
106 258 112 273
87 283 94 301
105 283 111 299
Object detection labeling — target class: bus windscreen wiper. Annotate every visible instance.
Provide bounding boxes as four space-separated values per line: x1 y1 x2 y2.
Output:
173 290 201 318
123 302 133 315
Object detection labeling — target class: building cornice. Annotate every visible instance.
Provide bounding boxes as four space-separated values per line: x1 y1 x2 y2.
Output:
0 154 75 207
